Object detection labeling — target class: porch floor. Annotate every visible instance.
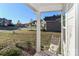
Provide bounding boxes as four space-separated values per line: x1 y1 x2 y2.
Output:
34 51 56 56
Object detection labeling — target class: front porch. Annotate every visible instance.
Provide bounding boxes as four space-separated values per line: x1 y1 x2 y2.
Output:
0 3 78 56
26 3 63 56
26 3 79 56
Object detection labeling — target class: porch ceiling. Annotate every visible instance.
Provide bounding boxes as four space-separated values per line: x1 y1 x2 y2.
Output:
26 3 64 12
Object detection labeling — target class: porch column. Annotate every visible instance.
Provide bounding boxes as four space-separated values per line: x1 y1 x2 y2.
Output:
36 12 41 52
61 12 64 55
75 4 79 56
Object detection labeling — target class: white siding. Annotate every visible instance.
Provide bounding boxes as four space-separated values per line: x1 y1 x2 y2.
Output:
63 4 76 56
75 4 79 56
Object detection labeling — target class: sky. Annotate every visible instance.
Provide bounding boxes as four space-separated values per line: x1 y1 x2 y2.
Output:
0 3 61 24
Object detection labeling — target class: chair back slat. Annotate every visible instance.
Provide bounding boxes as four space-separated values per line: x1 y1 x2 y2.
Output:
51 35 60 45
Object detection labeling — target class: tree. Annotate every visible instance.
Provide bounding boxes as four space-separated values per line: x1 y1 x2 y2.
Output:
17 20 21 27
29 19 33 30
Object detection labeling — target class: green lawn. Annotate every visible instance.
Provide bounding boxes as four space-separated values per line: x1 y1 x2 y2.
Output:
0 30 61 55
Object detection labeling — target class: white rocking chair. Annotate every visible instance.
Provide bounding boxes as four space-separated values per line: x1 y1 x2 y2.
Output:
35 34 61 56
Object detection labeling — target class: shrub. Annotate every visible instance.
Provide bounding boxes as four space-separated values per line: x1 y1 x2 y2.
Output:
41 29 46 31
0 46 22 56
15 41 36 55
41 45 44 51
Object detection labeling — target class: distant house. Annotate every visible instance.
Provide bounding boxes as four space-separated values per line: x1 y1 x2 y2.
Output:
44 15 61 32
16 20 27 28
28 20 46 30
0 18 12 26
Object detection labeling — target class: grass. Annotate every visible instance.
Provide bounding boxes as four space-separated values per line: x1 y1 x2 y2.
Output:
0 29 61 55
0 30 36 48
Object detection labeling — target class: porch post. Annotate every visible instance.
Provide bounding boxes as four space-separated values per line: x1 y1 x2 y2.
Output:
61 12 64 55
36 12 41 52
75 4 79 56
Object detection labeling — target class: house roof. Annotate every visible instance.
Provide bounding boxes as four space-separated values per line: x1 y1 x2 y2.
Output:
44 15 61 21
